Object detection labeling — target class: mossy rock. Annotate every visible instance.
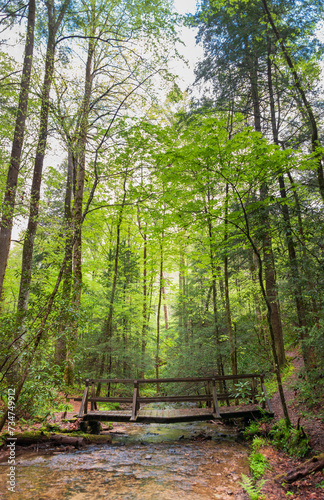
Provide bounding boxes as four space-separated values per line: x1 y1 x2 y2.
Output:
78 433 112 444
79 420 102 435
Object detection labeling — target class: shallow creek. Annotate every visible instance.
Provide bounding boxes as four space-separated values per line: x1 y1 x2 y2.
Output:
0 421 249 499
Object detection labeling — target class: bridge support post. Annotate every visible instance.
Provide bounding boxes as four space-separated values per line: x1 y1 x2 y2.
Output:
212 378 221 419
91 381 97 411
207 381 212 408
131 380 139 421
78 379 89 418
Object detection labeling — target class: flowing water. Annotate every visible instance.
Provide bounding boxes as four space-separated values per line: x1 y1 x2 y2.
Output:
0 421 249 499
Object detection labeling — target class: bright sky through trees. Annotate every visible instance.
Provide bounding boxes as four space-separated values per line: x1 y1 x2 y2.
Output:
172 0 203 89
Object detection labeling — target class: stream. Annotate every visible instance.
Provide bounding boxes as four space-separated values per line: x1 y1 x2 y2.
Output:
0 421 249 499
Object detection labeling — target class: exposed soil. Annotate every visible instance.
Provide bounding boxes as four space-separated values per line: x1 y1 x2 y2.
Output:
270 350 324 453
253 349 324 500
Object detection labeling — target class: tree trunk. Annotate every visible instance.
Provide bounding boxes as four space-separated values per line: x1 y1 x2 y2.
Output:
64 37 94 385
162 271 168 330
261 0 324 202
267 38 314 370
17 0 70 320
156 242 163 393
260 184 286 367
97 177 127 387
248 43 286 367
0 0 35 304
137 211 148 379
224 184 237 376
207 211 223 379
287 170 318 318
55 148 73 366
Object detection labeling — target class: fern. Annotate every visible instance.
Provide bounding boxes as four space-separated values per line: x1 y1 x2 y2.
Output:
240 474 267 500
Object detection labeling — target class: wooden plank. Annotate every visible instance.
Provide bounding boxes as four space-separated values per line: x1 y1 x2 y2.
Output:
78 384 89 417
76 397 134 403
81 404 273 424
74 394 239 403
137 395 213 403
84 374 263 385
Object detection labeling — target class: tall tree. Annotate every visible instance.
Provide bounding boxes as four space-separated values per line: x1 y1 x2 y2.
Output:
0 0 36 303
17 0 70 318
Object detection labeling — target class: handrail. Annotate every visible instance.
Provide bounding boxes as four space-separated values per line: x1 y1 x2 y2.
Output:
77 374 270 418
83 374 263 384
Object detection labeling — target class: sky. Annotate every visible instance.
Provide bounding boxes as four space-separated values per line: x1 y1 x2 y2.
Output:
172 0 204 90
7 0 203 242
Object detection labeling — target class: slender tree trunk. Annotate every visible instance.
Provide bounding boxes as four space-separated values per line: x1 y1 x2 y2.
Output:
156 243 163 393
179 246 187 341
0 249 71 432
267 39 314 370
261 0 324 202
162 272 168 330
286 170 318 318
233 186 291 426
207 213 223 379
55 149 73 366
97 177 127 386
17 0 70 319
248 45 286 366
0 0 35 304
64 38 94 385
137 211 148 379
224 184 237 376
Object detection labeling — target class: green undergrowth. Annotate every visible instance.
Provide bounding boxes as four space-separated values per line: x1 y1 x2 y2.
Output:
243 418 310 457
98 402 121 411
240 416 310 499
270 420 310 457
240 475 267 500
265 358 295 398
240 434 269 499
249 437 270 479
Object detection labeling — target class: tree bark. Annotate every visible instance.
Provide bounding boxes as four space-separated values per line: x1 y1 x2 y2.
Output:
267 38 314 371
248 42 286 367
156 243 163 393
278 453 324 484
261 0 324 202
0 0 35 303
64 37 94 385
17 0 70 319
55 148 73 366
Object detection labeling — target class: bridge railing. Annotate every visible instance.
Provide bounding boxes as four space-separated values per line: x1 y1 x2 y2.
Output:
76 374 272 420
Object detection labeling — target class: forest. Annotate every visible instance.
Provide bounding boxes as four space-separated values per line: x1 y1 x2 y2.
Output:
0 0 323 433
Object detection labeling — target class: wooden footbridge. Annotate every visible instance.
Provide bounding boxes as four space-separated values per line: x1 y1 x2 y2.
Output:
76 374 274 425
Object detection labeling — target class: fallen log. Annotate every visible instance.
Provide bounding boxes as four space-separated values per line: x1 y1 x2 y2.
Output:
278 453 324 483
4 431 112 448
49 434 86 448
5 432 86 448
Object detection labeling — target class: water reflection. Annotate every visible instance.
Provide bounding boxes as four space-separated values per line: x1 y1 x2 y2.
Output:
0 422 248 499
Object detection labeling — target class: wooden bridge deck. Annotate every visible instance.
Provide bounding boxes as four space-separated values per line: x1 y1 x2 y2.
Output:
83 404 270 424
76 374 274 424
